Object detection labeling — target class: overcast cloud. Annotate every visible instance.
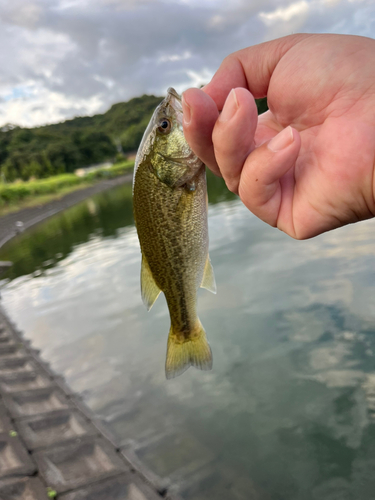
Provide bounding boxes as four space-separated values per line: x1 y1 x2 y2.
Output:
0 0 374 127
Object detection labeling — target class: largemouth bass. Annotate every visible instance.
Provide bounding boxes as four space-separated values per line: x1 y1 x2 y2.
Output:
133 87 216 379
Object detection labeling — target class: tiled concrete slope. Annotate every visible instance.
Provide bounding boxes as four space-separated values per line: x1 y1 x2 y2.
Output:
0 310 182 500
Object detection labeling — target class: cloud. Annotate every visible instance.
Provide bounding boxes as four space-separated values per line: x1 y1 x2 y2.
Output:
259 0 310 25
1 1 43 29
0 0 374 127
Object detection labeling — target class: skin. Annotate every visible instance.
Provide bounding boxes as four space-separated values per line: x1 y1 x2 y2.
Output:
182 34 375 240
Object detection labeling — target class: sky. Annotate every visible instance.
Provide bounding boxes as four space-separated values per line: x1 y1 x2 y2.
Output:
0 0 374 128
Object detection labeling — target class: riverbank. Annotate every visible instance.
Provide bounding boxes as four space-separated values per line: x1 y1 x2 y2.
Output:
0 173 183 499
0 172 132 250
0 161 134 217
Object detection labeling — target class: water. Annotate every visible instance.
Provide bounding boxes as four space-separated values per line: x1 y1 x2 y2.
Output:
1 174 375 500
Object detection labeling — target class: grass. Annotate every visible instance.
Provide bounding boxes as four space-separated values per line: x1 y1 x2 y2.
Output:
0 161 134 216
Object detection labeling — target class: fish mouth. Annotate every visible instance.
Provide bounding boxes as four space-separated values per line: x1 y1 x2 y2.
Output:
167 87 181 101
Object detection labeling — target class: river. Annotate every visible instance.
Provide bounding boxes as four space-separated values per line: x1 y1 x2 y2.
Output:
1 173 375 500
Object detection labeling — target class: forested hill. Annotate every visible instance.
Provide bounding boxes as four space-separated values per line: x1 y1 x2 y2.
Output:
0 94 268 182
0 94 162 182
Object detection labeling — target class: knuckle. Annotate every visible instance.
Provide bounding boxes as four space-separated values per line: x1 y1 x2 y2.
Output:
222 54 234 66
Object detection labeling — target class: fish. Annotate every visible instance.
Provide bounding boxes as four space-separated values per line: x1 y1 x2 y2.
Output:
132 87 216 379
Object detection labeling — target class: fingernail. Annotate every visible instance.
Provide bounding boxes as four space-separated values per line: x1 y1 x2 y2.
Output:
219 89 239 122
268 126 294 152
182 94 191 125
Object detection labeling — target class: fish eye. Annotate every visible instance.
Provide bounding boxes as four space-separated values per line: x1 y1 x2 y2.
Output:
158 118 171 134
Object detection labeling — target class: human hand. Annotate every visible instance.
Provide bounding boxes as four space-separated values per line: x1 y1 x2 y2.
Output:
182 34 375 239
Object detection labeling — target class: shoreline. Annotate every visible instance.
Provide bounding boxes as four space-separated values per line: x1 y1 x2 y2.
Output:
0 172 183 499
0 173 133 250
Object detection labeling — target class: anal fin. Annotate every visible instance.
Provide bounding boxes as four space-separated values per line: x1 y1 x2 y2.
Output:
141 255 161 311
200 255 216 294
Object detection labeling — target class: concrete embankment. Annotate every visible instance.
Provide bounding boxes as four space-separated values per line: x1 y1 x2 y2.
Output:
0 310 184 499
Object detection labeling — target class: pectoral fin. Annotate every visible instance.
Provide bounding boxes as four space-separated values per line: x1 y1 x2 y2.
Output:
201 256 216 294
141 255 161 311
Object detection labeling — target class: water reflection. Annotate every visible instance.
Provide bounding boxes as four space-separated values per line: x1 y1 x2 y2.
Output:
0 183 134 281
1 172 375 499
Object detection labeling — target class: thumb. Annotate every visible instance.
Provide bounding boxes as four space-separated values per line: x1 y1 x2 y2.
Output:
238 126 301 235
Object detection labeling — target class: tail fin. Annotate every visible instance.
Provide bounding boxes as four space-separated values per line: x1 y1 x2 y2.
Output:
165 320 212 379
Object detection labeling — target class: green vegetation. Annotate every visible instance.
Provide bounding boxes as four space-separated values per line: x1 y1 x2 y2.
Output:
0 94 268 214
0 94 161 182
0 94 267 183
0 161 133 210
256 97 268 115
47 487 57 499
